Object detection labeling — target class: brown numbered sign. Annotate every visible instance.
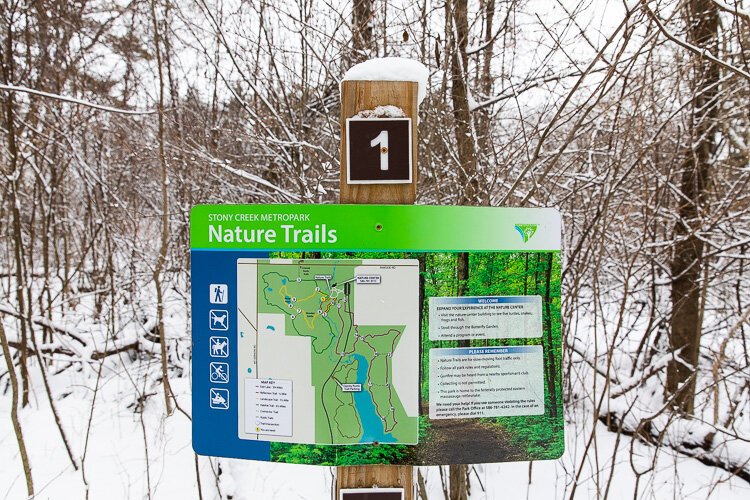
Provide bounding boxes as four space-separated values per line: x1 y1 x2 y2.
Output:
346 118 412 184
340 488 404 500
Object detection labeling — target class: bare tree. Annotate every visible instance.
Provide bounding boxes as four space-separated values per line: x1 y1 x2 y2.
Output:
449 0 480 206
666 0 720 415
0 318 33 495
150 0 174 415
352 0 375 63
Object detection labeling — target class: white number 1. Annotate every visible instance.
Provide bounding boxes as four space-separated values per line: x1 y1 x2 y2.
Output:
370 130 389 171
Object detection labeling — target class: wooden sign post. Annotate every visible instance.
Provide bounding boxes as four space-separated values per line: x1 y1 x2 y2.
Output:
340 80 419 204
336 79 420 498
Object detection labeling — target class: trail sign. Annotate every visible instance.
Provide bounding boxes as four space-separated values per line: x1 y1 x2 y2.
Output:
346 118 412 184
190 204 564 466
340 488 404 500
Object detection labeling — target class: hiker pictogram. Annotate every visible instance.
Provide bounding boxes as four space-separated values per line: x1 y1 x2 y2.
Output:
209 284 228 304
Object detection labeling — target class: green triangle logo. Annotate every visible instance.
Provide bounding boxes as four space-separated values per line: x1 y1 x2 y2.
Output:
514 224 538 243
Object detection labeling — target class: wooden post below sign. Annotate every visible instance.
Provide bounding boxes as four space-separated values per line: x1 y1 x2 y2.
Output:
337 468 411 500
340 80 418 204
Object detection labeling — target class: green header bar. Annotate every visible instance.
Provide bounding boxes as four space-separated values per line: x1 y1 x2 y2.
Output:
190 204 561 252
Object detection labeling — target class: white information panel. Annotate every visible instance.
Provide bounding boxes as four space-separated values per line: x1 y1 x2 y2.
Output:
429 296 542 341
429 345 545 419
245 378 293 436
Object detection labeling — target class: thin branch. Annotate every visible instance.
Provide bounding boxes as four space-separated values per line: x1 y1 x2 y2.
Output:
642 2 750 81
0 83 158 115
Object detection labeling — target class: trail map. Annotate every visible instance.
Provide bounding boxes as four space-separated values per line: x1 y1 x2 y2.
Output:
236 258 419 445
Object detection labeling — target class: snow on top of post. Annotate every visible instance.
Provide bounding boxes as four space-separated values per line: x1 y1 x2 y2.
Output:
342 57 429 105
354 105 406 118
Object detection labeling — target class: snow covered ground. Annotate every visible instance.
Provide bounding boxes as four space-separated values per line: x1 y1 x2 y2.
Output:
3 369 749 499
2 286 748 499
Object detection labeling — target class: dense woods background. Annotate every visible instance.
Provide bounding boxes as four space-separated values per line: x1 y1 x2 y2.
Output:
1 0 749 498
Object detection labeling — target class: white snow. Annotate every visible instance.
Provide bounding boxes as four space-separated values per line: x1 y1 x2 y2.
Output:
342 57 429 105
354 105 407 119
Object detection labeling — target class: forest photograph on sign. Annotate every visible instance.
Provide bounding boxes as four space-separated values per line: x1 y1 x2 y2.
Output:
190 204 563 466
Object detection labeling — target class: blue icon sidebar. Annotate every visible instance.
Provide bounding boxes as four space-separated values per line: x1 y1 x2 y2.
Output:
191 249 271 460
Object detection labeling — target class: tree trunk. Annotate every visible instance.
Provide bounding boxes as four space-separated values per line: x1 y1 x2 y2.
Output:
418 253 426 400
1 7 30 407
450 252 470 499
150 0 173 415
449 0 479 205
666 0 719 414
544 253 558 418
351 0 374 63
448 4 477 490
476 0 495 152
449 463 469 500
0 318 34 496
456 252 470 348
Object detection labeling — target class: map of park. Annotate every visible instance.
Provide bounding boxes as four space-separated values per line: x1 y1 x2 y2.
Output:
237 258 418 446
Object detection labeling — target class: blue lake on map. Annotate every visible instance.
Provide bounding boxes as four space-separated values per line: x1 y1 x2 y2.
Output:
348 353 396 444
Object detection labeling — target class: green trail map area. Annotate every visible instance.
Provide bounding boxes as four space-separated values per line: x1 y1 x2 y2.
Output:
258 259 418 445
